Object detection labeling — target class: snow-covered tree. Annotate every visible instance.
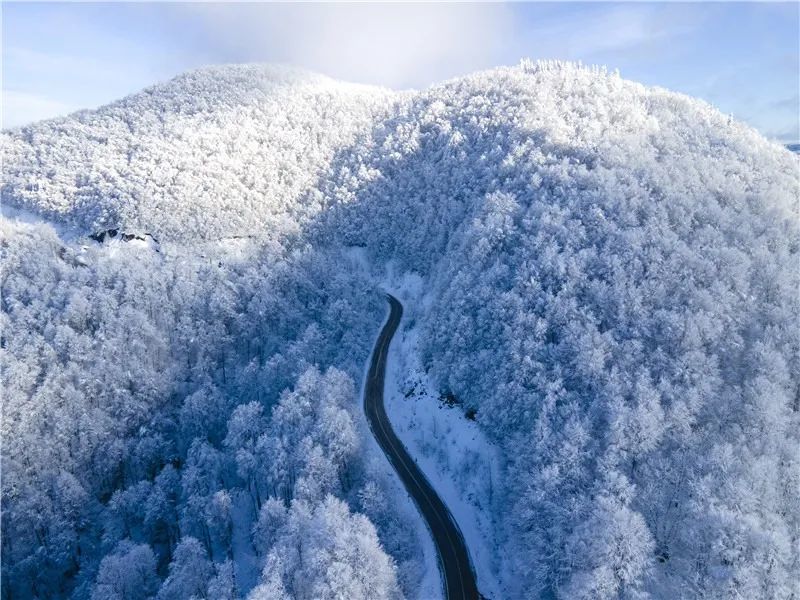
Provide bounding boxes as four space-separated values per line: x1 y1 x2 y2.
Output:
156 537 213 600
250 496 400 600
91 541 158 600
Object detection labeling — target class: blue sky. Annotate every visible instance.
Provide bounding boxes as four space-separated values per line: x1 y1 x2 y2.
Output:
3 2 798 142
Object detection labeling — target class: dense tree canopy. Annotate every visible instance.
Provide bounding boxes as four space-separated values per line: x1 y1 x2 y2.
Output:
3 60 798 598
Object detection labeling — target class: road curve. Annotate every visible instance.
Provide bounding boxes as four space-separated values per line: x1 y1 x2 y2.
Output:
364 294 481 600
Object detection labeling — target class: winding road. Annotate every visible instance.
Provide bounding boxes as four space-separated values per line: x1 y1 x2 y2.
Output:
364 294 481 600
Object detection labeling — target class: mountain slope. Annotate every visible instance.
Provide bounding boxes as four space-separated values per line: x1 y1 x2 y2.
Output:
2 64 393 240
308 61 800 598
2 61 798 599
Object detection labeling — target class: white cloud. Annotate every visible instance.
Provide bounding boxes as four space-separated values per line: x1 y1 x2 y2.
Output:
510 4 702 64
2 90 75 129
174 3 517 89
171 3 704 90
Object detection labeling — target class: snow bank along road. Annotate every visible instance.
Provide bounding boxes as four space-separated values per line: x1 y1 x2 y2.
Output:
364 294 481 600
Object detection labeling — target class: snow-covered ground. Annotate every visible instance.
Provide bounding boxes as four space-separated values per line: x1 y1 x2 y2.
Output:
356 282 442 600
230 493 260 594
384 325 507 599
378 273 509 600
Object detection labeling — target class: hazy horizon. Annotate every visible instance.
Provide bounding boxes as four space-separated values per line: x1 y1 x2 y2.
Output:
3 2 799 143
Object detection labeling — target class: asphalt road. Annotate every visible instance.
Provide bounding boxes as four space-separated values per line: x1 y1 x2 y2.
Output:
364 294 481 600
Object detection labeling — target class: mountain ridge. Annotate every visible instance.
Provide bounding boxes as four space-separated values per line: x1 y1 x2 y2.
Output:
4 61 795 242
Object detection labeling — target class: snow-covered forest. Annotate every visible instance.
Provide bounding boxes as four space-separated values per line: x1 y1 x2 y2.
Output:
2 61 798 599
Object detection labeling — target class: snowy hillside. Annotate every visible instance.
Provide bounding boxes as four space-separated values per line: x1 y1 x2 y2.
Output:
2 64 393 240
2 61 798 599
